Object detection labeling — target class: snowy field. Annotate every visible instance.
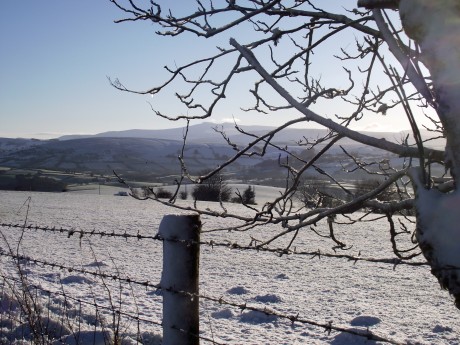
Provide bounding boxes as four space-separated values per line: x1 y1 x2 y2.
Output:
0 190 459 344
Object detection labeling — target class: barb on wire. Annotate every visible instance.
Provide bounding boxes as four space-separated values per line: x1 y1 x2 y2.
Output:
1 274 161 327
0 222 428 268
0 222 162 241
0 247 419 344
0 274 225 345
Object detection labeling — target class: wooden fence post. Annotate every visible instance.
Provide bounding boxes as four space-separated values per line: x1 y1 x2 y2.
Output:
159 214 201 345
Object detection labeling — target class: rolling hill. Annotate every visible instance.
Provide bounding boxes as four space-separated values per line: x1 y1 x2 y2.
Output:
0 122 445 183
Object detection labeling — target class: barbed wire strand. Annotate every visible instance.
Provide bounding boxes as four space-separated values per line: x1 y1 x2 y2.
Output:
0 249 407 344
0 222 428 268
0 274 223 345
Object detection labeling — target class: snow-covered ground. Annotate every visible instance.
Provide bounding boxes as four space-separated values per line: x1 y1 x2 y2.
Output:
0 190 459 344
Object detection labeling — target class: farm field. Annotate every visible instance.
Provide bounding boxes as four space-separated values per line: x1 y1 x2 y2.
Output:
0 190 459 344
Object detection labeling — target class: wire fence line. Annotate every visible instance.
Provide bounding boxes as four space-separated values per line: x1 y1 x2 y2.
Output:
0 243 406 345
0 222 429 268
0 218 424 345
1 275 223 345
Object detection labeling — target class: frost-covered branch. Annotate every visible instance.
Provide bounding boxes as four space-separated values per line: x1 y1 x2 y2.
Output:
109 0 460 309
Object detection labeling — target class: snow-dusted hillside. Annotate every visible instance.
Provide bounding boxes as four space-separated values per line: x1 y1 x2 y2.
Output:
0 123 445 179
0 190 459 344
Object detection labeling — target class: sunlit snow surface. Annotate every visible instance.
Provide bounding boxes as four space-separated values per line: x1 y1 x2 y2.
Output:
0 190 459 344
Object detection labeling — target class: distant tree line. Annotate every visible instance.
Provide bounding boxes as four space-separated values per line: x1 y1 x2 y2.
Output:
3 173 67 192
191 171 256 204
191 172 232 202
146 171 257 205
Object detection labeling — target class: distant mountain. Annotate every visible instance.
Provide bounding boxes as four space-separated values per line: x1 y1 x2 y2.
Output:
0 122 445 182
58 123 276 143
57 122 445 148
1 135 295 180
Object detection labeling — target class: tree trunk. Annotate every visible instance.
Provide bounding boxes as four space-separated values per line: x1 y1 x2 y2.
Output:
400 0 460 309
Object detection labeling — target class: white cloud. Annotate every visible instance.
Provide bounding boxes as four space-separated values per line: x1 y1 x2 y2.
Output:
352 121 410 133
209 117 241 124
221 117 241 123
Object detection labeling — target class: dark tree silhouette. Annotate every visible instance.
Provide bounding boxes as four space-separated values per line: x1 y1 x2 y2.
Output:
192 171 232 202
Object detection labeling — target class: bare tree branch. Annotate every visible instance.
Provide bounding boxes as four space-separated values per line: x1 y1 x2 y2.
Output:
229 38 442 161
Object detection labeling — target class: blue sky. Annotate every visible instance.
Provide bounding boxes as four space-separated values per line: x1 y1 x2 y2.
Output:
1 1 422 139
1 0 188 138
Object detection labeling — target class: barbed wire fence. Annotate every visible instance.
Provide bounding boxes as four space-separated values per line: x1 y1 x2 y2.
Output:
0 209 436 345
0 222 429 268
